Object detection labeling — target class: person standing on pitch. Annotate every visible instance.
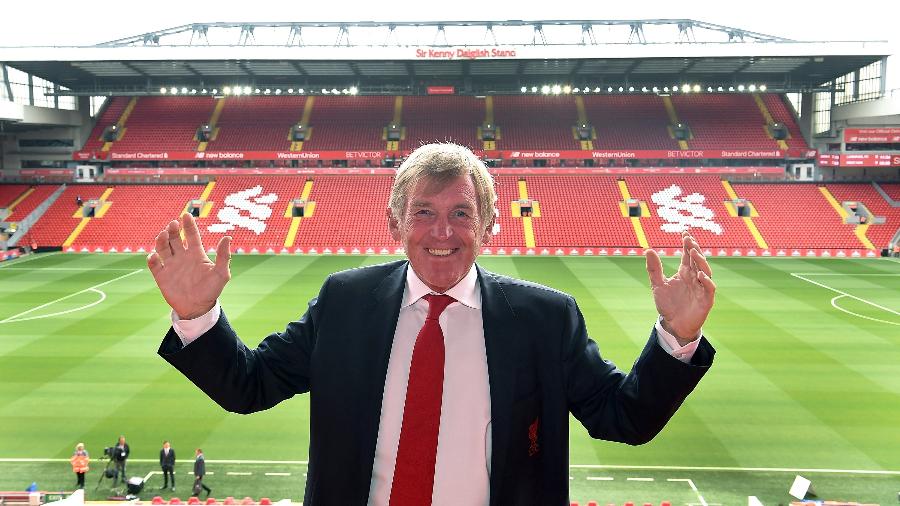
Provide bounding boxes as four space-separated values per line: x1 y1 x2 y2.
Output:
112 436 129 487
192 449 211 499
70 443 89 490
159 441 176 491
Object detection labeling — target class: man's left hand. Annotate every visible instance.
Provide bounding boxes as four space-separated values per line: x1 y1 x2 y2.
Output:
644 231 716 346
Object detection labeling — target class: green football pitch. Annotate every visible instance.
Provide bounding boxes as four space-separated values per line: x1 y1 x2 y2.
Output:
1 252 898 505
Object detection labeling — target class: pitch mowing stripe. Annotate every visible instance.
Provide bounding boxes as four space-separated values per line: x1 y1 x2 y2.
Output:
709 283 900 469
0 269 142 323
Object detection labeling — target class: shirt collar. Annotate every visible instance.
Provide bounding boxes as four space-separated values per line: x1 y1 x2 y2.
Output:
402 263 481 310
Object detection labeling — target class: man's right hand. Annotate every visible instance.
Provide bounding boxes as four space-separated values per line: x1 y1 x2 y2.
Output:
147 213 231 319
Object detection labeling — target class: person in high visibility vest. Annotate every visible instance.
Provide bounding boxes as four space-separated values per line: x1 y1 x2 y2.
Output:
70 443 90 490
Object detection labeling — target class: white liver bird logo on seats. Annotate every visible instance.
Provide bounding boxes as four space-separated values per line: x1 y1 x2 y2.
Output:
651 184 722 235
208 185 278 235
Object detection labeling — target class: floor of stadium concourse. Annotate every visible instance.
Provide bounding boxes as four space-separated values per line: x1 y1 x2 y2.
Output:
1 253 899 504
0 462 899 504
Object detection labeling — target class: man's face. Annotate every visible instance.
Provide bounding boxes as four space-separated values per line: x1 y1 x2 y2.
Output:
388 175 492 293
119 437 125 445
163 442 170 450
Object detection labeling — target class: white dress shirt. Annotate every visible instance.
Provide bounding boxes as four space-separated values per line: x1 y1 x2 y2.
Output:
171 263 700 506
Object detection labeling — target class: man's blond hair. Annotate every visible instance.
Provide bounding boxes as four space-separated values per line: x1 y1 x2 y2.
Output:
389 143 496 226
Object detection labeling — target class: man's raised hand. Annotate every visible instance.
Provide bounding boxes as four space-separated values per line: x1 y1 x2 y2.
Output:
147 213 231 319
644 231 716 346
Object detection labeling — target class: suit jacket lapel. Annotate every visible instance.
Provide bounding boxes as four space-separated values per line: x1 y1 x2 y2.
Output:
477 264 519 505
355 260 408 494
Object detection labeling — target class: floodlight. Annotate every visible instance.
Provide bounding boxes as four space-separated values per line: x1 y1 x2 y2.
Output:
572 87 580 93
170 87 179 95
275 89 282 95
181 87 188 94
738 84 746 92
562 85 571 94
748 84 757 92
759 84 767 91
521 86 527 93
692 84 701 93
628 86 634 92
530 86 537 93
159 87 167 94
541 85 550 94
243 86 251 94
681 84 691 93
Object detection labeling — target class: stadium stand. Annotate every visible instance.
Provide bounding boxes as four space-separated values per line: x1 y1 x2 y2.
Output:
584 96 680 150
289 175 395 250
70 184 204 252
760 94 809 149
206 96 308 151
398 96 483 151
108 97 216 152
879 183 900 200
825 183 900 249
194 176 308 252
82 96 132 152
730 183 866 250
489 175 528 248
623 175 759 249
524 175 638 248
491 96 582 150
300 96 394 150
0 185 30 208
3 185 61 221
28 185 109 248
670 95 777 149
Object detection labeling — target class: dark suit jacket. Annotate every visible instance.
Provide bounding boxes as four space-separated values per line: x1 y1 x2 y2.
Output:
159 260 714 505
113 443 129 463
193 454 205 478
160 448 176 469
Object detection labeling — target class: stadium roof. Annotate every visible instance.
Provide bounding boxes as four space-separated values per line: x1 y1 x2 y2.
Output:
1 20 891 96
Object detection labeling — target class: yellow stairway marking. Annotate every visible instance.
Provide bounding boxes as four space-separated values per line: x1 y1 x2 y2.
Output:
5 187 34 218
574 96 588 124
198 98 226 152
516 180 536 248
722 181 768 249
63 218 91 248
819 186 849 219
99 97 138 152
753 94 789 150
662 97 690 150
819 186 876 249
617 180 649 249
199 182 216 201
284 180 315 247
854 224 876 249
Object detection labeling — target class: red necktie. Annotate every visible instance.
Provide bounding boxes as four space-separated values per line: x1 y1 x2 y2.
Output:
389 294 455 506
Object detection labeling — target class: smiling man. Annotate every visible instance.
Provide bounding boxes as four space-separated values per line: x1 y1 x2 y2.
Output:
150 142 716 506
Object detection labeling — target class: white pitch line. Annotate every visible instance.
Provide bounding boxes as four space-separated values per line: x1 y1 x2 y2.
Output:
0 269 142 324
227 472 252 476
626 477 654 481
264 473 291 477
790 273 900 317
669 479 708 506
832 295 900 326
0 252 61 268
586 477 614 481
790 272 900 276
144 471 160 482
